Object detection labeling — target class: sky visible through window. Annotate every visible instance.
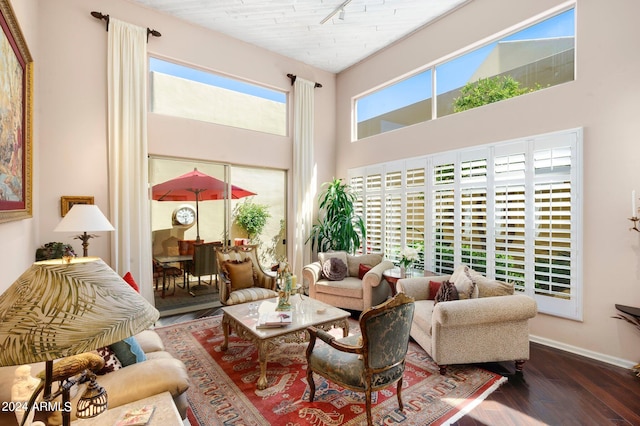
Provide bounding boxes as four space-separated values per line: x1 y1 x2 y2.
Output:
149 57 286 103
357 8 575 122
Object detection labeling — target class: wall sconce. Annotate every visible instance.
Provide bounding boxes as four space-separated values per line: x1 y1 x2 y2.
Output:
630 190 639 232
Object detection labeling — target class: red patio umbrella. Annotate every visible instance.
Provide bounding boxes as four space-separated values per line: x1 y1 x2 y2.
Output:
152 168 256 242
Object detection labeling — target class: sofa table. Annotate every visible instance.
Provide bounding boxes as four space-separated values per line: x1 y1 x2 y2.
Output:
221 296 350 390
71 391 182 425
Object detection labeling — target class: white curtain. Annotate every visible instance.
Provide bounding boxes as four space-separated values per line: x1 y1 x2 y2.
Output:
291 78 316 283
107 19 153 302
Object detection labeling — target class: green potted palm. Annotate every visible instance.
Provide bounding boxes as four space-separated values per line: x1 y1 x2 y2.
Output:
307 178 366 254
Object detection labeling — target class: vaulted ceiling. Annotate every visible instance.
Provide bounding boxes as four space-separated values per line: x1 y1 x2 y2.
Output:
129 0 471 73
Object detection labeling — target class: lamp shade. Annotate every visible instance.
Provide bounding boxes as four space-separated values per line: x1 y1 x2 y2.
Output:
0 257 159 366
54 204 115 233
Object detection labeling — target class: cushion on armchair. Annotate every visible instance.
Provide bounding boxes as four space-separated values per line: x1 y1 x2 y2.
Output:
346 253 382 277
358 264 373 279
223 258 256 290
323 257 348 281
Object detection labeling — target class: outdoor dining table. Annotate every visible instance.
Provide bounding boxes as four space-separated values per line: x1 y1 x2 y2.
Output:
153 254 193 298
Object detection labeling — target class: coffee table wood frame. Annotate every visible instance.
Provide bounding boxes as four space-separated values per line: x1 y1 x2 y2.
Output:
221 296 350 390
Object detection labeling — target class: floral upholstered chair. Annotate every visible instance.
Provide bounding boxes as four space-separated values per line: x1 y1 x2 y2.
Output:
214 244 278 305
305 293 415 426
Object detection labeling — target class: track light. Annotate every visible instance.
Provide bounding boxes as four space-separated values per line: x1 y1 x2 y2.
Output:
320 0 352 24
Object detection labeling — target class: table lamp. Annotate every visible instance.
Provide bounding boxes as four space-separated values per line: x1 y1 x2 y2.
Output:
0 257 159 426
54 204 115 257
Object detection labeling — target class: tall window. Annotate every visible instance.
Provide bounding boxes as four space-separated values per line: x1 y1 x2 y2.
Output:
149 58 287 136
354 7 575 139
349 128 582 320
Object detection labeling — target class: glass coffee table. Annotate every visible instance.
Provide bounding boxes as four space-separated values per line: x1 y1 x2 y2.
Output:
221 296 350 390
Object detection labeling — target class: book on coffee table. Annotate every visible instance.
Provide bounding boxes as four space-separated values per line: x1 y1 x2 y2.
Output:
257 311 293 328
115 404 155 425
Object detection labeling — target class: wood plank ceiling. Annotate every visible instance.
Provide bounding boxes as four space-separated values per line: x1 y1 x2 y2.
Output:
128 0 472 73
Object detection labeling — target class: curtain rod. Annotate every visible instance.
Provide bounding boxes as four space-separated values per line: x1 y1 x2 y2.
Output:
91 11 161 42
287 74 322 88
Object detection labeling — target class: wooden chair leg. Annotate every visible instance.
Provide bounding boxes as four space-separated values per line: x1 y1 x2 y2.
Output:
307 370 315 402
438 364 447 375
365 388 373 426
515 360 526 372
397 377 403 411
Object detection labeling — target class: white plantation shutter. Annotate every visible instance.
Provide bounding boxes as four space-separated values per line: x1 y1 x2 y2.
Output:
350 175 365 254
460 157 488 274
494 184 527 290
365 172 383 254
406 190 425 268
494 149 527 289
347 127 581 320
385 193 402 262
432 161 456 274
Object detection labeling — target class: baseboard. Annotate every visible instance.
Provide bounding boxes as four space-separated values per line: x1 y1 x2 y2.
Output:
530 334 637 370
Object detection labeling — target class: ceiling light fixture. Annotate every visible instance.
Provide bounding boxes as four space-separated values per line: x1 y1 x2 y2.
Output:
339 8 346 20
320 0 352 25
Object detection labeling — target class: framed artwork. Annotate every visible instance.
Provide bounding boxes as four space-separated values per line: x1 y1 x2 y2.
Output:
0 0 33 224
60 196 94 217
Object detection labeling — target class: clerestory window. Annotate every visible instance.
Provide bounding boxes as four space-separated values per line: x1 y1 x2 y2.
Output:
355 7 575 140
149 57 287 136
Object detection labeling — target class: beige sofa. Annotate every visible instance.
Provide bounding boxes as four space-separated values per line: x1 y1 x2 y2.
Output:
0 329 190 425
303 251 394 311
397 270 537 374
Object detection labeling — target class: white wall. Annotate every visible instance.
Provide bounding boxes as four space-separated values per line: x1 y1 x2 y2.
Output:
335 0 640 365
0 0 38 293
0 0 336 295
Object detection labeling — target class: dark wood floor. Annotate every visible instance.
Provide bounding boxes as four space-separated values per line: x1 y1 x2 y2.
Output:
455 343 640 426
159 310 640 426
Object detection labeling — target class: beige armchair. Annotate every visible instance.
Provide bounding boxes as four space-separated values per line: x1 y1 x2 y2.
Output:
215 244 278 305
397 270 537 374
303 251 394 311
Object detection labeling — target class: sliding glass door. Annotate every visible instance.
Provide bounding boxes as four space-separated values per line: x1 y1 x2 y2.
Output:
149 156 286 268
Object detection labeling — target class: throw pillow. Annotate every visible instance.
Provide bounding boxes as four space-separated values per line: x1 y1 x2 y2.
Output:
318 251 348 269
95 346 123 375
434 280 459 304
109 336 146 367
474 274 515 297
358 264 373 279
428 280 442 300
122 272 140 293
451 265 479 300
322 257 348 281
224 259 255 290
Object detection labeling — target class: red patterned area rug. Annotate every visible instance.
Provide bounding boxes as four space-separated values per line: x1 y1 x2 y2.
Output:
155 315 506 426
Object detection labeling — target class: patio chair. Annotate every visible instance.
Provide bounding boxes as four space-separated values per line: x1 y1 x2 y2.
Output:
187 241 222 296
